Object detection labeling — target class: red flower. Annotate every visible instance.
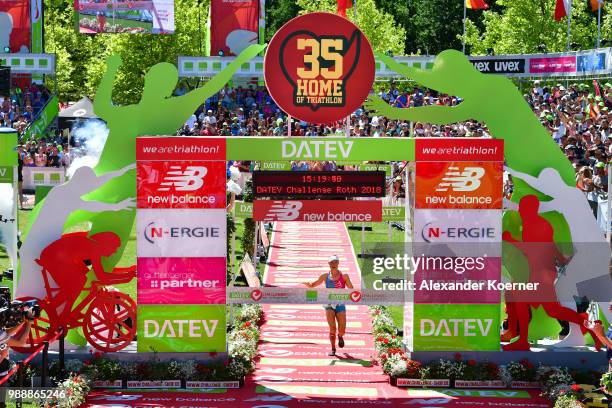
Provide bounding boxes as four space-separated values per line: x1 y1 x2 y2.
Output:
93 352 103 359
467 359 477 367
391 335 396 339
210 352 218 358
519 359 529 367
223 359 230 366
83 360 91 366
454 353 462 361
571 384 583 392
380 353 388 360
383 338 389 344
243 321 252 328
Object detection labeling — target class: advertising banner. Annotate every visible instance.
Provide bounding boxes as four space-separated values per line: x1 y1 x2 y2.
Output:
529 56 576 74
226 287 405 305
75 0 175 34
0 166 12 184
137 257 226 305
264 12 375 123
415 162 503 209
577 52 606 72
382 206 404 222
137 161 226 209
415 138 503 162
413 209 502 244
253 200 382 222
21 96 59 141
136 137 226 161
136 208 227 257
210 0 259 57
0 0 30 53
470 58 525 74
137 304 226 352
412 304 500 351
233 200 253 218
227 137 415 161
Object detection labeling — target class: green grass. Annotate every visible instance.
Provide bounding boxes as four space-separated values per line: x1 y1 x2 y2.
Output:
346 222 405 332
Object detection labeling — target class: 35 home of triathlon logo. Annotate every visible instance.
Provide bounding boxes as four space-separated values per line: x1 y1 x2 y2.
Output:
415 162 503 209
282 31 363 108
136 161 226 209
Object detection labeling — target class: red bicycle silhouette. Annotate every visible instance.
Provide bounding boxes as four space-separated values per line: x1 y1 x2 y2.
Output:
13 232 137 353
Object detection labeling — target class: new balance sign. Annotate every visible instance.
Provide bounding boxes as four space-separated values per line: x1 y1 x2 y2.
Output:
253 200 382 222
416 162 502 209
137 161 226 209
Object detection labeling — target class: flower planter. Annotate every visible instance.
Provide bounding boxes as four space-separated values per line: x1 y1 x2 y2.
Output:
395 378 450 388
126 380 181 389
510 381 540 389
454 380 504 388
186 380 241 389
93 380 123 389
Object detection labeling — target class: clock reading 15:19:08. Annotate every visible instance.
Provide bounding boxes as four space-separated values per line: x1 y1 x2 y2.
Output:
252 171 386 198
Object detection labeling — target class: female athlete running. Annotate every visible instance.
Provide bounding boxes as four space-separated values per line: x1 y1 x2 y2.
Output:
303 255 354 356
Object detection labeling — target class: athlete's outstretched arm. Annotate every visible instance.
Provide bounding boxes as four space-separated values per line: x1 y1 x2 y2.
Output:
95 163 136 186
79 198 136 213
365 96 472 124
177 44 266 115
303 273 327 288
93 55 122 119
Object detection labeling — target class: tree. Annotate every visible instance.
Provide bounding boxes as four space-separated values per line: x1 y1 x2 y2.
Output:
411 0 466 55
464 0 609 55
43 0 209 104
296 0 406 55
265 0 300 43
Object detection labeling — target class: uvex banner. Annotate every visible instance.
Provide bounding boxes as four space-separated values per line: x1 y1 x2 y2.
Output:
136 209 226 257
470 58 525 74
136 137 226 161
415 138 503 162
253 200 382 222
137 161 226 209
264 12 375 123
210 0 259 57
137 304 226 352
416 162 503 209
412 304 500 351
137 257 226 304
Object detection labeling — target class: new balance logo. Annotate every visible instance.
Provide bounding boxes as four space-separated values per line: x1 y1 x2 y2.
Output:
264 201 303 221
158 166 207 192
435 166 485 192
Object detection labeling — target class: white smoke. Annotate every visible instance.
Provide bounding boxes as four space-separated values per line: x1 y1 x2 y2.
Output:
67 119 109 178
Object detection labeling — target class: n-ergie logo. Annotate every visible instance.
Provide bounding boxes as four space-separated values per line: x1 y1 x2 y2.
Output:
144 222 220 243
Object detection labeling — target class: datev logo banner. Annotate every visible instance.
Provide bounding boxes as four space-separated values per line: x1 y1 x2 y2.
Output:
414 209 501 244
137 305 226 352
136 209 226 257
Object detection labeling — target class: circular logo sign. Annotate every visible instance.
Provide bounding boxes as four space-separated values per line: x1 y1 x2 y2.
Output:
264 12 375 124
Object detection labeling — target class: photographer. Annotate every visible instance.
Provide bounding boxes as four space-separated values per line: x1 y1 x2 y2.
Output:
0 317 32 377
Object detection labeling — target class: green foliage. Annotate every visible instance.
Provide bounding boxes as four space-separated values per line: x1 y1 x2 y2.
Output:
296 0 406 55
465 0 610 55
411 0 464 55
43 0 210 103
265 0 300 42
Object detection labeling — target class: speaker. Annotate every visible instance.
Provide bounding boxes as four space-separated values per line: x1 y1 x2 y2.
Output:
0 67 10 97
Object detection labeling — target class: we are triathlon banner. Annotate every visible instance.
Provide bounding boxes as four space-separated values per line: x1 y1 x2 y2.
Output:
0 0 31 53
210 0 259 56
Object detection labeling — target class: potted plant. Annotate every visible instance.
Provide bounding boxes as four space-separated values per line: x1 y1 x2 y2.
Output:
455 360 504 388
503 359 539 389
80 354 123 388
553 384 586 408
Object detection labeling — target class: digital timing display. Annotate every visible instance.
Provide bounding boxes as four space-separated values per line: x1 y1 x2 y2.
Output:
253 171 386 198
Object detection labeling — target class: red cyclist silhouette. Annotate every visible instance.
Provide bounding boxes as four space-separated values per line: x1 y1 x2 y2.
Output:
502 195 601 351
36 232 135 315
13 231 138 353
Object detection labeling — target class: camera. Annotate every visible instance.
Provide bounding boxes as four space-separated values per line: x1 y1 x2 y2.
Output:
0 287 40 329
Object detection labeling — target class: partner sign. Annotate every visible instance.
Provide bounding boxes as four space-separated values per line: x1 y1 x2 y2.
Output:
264 12 375 123
137 305 226 352
137 257 226 304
